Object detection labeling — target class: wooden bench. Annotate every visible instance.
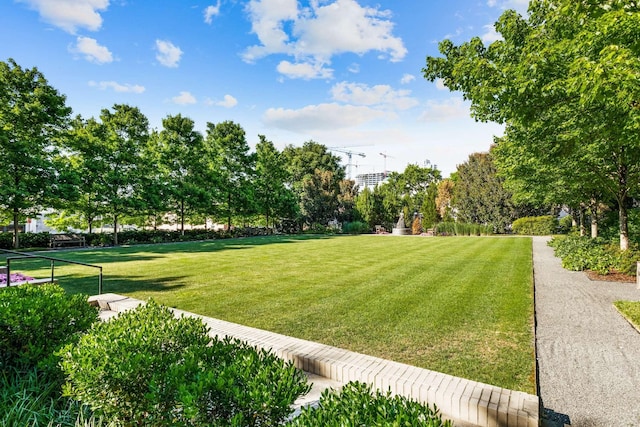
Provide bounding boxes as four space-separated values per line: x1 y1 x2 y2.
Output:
50 233 86 248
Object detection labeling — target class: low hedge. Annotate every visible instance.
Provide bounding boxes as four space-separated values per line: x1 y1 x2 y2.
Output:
548 235 640 275
0 283 98 374
290 381 452 426
512 216 557 236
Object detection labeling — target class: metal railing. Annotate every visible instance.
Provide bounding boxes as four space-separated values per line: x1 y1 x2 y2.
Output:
1 249 103 294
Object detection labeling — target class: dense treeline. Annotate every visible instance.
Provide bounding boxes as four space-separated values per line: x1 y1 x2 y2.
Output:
424 0 640 249
1 57 556 249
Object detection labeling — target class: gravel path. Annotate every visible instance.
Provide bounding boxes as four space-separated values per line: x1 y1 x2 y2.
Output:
533 236 640 426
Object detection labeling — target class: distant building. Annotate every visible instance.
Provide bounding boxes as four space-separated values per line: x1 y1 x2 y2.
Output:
355 172 387 190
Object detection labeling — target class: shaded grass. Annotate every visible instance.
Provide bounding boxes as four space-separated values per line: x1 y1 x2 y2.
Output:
614 301 640 332
7 235 535 393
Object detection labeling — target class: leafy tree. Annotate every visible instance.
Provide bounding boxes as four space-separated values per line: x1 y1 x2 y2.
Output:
337 179 359 223
254 135 296 227
156 114 207 234
424 0 640 248
93 105 149 245
355 186 388 229
435 178 455 221
0 59 72 248
282 141 345 227
205 121 254 230
300 169 340 227
453 151 515 233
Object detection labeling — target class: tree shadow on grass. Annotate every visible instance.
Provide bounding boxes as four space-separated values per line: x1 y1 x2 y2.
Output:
58 273 188 296
24 234 338 267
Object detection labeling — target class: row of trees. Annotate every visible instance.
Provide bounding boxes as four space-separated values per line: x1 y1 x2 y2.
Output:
1 57 546 249
424 0 640 249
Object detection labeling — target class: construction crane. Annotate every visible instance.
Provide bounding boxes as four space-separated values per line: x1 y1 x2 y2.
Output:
328 147 366 180
379 152 395 177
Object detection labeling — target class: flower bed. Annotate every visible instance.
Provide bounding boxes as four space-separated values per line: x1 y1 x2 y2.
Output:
0 273 35 286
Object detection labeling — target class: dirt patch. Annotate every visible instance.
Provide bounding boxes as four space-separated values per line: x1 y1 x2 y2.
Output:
585 270 636 283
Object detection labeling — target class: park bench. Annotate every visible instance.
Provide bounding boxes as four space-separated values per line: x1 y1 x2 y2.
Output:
50 233 86 248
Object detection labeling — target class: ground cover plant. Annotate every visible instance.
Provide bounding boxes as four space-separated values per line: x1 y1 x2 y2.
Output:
8 235 535 393
614 301 640 331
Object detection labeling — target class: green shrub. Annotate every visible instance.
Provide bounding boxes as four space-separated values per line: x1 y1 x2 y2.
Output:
60 301 310 426
342 221 370 235
290 381 452 427
512 216 557 236
434 222 491 236
0 283 98 374
548 235 640 275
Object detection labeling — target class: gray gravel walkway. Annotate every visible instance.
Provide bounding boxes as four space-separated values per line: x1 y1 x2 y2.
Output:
534 236 640 426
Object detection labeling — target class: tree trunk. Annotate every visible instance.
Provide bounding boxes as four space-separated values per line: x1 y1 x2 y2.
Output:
590 199 598 238
113 214 119 246
180 199 185 236
227 192 232 230
88 217 93 234
578 207 585 237
619 201 629 251
12 209 19 249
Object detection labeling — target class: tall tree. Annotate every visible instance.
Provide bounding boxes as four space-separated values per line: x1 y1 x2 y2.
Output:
254 135 295 228
282 141 345 227
95 104 149 245
453 151 515 232
156 114 207 234
205 121 254 230
424 0 640 249
0 59 72 248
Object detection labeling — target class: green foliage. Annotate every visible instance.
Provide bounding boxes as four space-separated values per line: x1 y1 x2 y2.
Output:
424 1 640 249
433 222 492 236
342 221 370 235
512 216 557 235
0 283 98 374
0 367 111 427
0 231 50 249
290 381 452 427
60 301 310 426
0 59 72 248
549 236 640 275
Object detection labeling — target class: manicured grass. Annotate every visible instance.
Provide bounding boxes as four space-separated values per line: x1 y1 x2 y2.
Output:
4 235 535 393
614 301 640 331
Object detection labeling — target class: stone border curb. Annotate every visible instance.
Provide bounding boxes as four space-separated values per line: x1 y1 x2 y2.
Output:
89 293 539 427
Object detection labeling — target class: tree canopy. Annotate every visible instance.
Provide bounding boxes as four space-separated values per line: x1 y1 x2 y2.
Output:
423 0 640 249
0 59 71 248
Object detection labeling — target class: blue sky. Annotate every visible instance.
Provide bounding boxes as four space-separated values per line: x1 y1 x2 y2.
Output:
1 0 528 177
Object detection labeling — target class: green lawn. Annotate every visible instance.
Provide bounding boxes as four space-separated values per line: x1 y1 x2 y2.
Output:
4 235 535 393
614 301 640 331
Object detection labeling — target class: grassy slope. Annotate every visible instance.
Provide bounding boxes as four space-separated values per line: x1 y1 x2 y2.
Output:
6 235 535 392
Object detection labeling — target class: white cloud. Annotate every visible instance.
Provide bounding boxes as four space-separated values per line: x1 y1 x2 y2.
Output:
71 36 113 63
89 80 145 93
419 97 471 122
331 82 418 110
263 103 392 132
481 24 502 43
276 60 333 80
435 78 447 90
204 1 221 24
17 0 109 33
172 91 197 105
155 40 183 68
215 95 238 108
348 63 360 74
400 74 415 84
243 0 406 79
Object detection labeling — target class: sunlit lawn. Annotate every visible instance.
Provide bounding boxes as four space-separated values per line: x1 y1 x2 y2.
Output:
4 235 535 393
